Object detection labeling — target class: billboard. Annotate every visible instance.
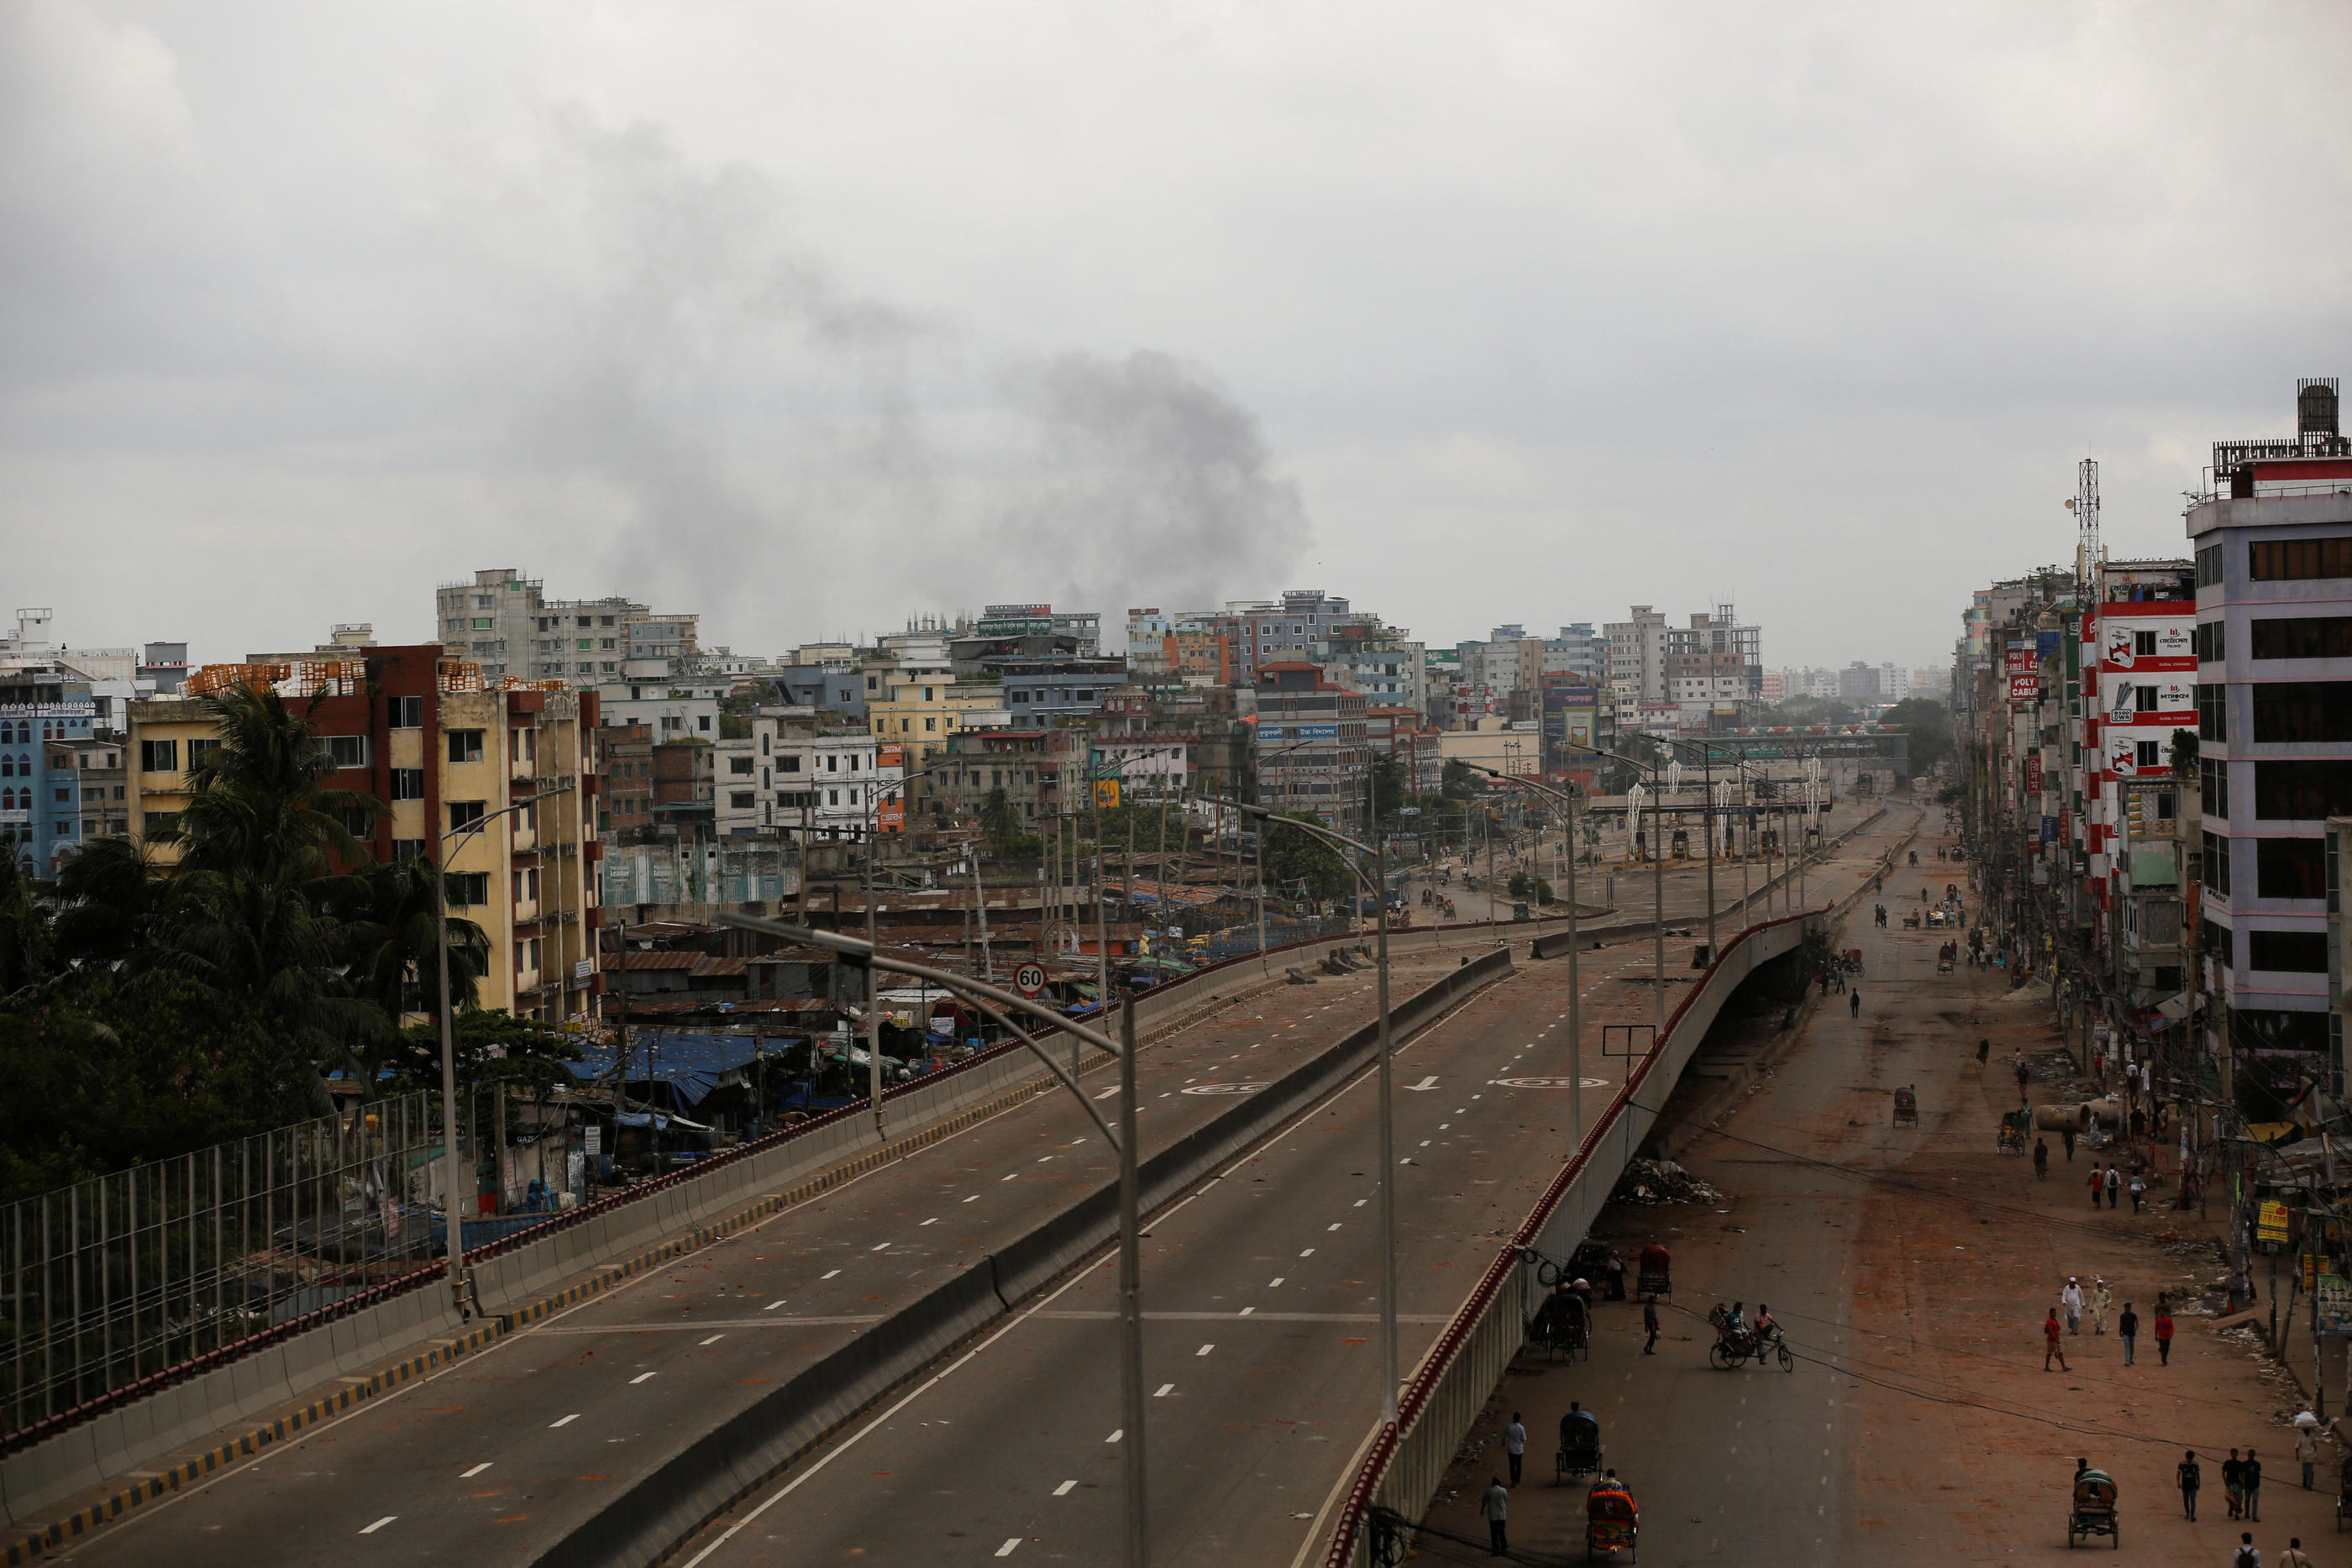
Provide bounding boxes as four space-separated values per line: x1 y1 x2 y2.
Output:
2098 616 2194 673
1263 724 1341 741
2008 673 2040 702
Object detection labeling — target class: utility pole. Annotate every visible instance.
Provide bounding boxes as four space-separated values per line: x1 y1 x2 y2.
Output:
1116 1000 1149 1568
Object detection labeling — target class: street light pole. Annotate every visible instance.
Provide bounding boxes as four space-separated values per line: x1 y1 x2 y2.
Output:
1116 999 1149 1565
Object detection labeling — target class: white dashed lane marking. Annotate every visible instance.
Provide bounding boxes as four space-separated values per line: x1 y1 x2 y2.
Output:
459 1463 491 1478
360 1517 396 1535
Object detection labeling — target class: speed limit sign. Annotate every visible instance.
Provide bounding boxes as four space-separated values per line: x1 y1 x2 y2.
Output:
1013 962 1048 998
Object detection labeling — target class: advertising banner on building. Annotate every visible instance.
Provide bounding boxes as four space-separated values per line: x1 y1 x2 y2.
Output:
2099 675 2196 720
2315 1273 2352 1336
2008 673 2040 702
2025 752 2043 797
2099 617 2196 672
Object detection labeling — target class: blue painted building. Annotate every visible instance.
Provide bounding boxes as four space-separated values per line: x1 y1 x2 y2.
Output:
0 696 94 873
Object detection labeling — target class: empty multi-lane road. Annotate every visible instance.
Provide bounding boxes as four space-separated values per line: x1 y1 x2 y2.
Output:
42 804 1902 1566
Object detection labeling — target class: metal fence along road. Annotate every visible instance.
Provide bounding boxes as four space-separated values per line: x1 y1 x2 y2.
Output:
2 1092 438 1438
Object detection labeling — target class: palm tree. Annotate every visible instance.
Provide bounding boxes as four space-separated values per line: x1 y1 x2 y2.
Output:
46 834 162 969
343 857 485 1019
144 682 391 1107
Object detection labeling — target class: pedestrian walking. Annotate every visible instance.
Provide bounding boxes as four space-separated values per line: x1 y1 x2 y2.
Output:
1642 1298 1660 1356
2129 1171 2147 1212
2061 1277 2084 1334
2034 1138 2050 1177
2104 1165 2122 1209
2061 1125 2076 1162
2018 1060 2033 1106
2118 1303 2138 1366
2234 1532 2261 1568
2297 1426 2318 1490
2088 1278 2112 1334
1480 1476 1509 1554
1977 1037 1990 1065
2245 1449 2264 1519
1504 1413 1525 1486
2224 1449 2245 1518
2044 1308 2070 1371
1850 989 1861 1018
2155 1303 2176 1365
2177 1450 2201 1519
2280 1536 2314 1568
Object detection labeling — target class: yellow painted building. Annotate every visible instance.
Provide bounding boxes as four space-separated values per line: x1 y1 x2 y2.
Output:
864 675 1009 812
127 646 603 1023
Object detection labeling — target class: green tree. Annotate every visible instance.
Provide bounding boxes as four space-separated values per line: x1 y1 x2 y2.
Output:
1263 814 1355 904
1882 696 1952 778
1369 754 1406 823
386 1009 584 1099
979 788 1041 858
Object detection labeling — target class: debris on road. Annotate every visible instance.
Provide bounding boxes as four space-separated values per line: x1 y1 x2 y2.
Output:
1610 1156 1725 1205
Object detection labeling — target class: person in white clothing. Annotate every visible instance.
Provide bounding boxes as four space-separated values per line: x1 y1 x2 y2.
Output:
2061 1277 2086 1334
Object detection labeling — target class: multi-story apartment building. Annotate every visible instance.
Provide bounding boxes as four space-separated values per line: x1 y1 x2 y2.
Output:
973 646 1128 724
931 727 1076 826
1368 705 1443 796
2192 377 2352 1088
0 670 94 874
974 604 1102 654
1323 622 1426 712
129 643 603 1022
2082 559 2197 1009
714 712 897 840
1162 627 1236 686
1543 624 1609 687
600 722 655 835
1252 662 1371 834
1604 606 1671 703
865 647 1012 818
651 740 714 836
59 734 128 843
435 567 701 685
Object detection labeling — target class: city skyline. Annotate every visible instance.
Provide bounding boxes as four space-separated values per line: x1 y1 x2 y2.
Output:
7 5 2347 669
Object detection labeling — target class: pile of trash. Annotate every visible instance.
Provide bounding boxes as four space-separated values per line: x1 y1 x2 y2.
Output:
1610 1156 1725 1206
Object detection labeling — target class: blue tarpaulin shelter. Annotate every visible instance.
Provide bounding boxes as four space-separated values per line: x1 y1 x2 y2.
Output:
570 1031 807 1107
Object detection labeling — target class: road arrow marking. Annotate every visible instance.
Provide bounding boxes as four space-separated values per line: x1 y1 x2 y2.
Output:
1405 1076 1440 1091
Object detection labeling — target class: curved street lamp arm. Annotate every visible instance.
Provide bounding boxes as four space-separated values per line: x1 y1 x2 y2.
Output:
1194 794 1375 859
954 989 1120 1148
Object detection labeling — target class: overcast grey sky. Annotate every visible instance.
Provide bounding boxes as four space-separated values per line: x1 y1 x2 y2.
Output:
4 1 2348 670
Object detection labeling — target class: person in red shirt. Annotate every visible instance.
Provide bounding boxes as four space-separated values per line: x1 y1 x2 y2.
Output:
2045 1307 2070 1371
2155 1301 2176 1366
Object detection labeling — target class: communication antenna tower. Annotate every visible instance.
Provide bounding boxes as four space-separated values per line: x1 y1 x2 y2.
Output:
2070 458 2103 590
